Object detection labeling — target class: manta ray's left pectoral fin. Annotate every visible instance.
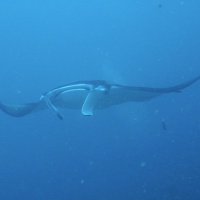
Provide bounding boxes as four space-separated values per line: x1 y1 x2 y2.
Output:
44 96 63 120
0 101 40 117
82 89 106 116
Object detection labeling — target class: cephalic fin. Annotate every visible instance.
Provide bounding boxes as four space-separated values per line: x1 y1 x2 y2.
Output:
81 88 107 116
44 96 63 120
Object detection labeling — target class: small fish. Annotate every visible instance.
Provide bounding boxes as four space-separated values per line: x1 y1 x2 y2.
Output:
162 119 167 131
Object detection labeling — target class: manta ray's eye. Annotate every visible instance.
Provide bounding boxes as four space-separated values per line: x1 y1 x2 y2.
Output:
103 88 109 95
95 85 109 94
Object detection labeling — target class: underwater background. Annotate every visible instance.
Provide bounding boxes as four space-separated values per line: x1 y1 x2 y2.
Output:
0 0 200 199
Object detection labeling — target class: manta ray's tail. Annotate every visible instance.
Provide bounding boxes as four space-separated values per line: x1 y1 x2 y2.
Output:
0 101 40 117
150 75 200 93
167 75 200 92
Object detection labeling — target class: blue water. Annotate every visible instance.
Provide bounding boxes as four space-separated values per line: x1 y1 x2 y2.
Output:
0 1 200 199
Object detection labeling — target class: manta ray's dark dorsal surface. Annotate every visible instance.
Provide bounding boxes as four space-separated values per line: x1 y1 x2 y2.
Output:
0 76 199 120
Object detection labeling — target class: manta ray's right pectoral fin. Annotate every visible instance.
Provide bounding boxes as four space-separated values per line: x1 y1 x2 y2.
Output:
81 89 106 116
44 96 63 120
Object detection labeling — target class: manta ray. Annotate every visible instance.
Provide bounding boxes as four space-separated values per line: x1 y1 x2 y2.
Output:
0 76 199 120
